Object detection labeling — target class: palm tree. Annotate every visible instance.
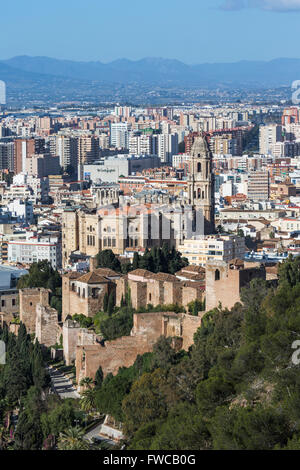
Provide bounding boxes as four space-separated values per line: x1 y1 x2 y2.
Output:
80 377 94 390
80 388 97 413
57 426 90 450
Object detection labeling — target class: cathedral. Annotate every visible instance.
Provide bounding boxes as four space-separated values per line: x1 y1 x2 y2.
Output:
187 133 215 235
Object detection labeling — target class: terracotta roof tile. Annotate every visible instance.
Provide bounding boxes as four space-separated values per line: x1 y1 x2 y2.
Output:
77 272 109 284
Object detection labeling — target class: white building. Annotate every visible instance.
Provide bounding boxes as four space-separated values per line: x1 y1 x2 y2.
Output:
110 123 129 149
153 133 178 164
178 234 245 266
8 235 61 269
5 199 33 223
172 153 191 168
128 134 153 155
259 124 283 155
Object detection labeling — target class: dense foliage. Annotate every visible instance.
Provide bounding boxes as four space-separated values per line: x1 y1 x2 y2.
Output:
131 245 189 275
93 257 300 450
0 324 87 450
96 245 189 275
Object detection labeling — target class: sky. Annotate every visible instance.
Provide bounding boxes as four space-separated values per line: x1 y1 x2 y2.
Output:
1 0 300 64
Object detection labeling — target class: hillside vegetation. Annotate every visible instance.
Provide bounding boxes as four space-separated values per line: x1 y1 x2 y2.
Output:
93 256 300 450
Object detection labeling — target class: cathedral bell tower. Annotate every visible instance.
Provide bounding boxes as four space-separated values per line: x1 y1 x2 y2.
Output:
187 133 215 235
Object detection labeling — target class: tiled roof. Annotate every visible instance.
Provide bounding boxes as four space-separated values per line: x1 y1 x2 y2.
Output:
178 265 205 274
150 272 178 282
77 272 109 284
64 272 82 279
94 267 119 277
128 269 153 278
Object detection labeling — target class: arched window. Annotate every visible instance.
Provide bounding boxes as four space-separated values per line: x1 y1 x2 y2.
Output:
197 162 201 172
215 269 220 281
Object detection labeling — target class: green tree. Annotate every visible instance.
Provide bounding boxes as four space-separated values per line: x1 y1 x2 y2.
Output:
103 293 109 313
94 367 104 389
96 250 121 272
107 292 115 316
57 426 90 450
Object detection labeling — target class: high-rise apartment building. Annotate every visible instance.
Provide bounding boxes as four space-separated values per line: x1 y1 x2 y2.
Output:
282 108 299 126
128 134 154 155
110 123 129 149
247 170 270 201
49 135 78 171
14 138 45 174
153 133 178 164
0 142 14 171
77 135 99 166
259 125 283 155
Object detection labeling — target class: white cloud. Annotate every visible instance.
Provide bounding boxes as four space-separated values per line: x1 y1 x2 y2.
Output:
220 0 300 11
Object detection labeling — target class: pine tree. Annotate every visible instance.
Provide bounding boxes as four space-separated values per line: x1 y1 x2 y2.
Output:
103 293 109 313
132 252 140 270
94 367 104 389
107 292 115 316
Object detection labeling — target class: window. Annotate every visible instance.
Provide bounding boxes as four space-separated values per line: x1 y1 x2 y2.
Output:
215 269 220 281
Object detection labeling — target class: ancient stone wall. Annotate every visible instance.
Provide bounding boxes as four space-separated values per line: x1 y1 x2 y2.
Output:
63 320 81 365
205 260 266 312
129 280 147 310
35 303 59 347
181 285 204 308
181 313 204 350
116 277 128 306
19 288 50 334
62 277 112 320
76 311 204 386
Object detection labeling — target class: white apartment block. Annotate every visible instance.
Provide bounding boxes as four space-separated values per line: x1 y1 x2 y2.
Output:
8 235 61 269
154 133 178 164
110 123 129 149
128 134 153 155
178 235 245 266
259 124 283 155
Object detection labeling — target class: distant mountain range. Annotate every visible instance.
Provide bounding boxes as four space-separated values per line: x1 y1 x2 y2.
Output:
0 56 299 106
1 55 300 87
